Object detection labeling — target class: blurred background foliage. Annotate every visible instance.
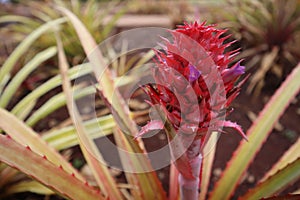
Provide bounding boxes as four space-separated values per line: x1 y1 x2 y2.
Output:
203 0 300 96
7 0 296 97
0 0 125 65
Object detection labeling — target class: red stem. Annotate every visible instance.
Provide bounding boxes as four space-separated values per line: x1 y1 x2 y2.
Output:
179 139 202 200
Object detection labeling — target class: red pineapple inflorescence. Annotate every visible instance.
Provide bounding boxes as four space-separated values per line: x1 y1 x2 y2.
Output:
142 21 247 142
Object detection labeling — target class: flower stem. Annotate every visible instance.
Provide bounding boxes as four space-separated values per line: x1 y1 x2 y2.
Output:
179 139 202 200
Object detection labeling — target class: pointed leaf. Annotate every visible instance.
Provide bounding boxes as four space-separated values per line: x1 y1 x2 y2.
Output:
11 63 92 119
56 32 123 199
0 134 103 200
57 7 166 198
98 89 167 199
0 47 57 108
240 157 300 199
25 76 133 127
4 181 54 196
42 116 115 151
0 15 39 26
0 18 66 91
0 108 84 181
135 120 164 138
25 85 94 126
114 128 167 200
16 100 36 120
223 121 248 141
56 6 138 137
199 132 218 200
209 63 300 200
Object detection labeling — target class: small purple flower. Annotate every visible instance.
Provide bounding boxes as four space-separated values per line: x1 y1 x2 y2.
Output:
188 64 201 82
222 61 245 83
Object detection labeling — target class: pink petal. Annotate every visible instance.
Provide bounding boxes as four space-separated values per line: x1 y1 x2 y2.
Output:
135 120 164 139
223 121 248 141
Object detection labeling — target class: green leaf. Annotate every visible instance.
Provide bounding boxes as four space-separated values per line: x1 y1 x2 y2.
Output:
240 158 300 199
113 128 167 200
43 115 115 151
3 180 54 196
56 6 138 137
16 100 37 120
25 77 133 127
11 63 92 119
0 134 103 200
25 85 95 127
209 63 300 200
99 90 167 200
56 31 123 199
0 15 39 26
0 18 66 92
0 108 85 181
57 7 166 199
199 132 218 200
0 47 57 108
